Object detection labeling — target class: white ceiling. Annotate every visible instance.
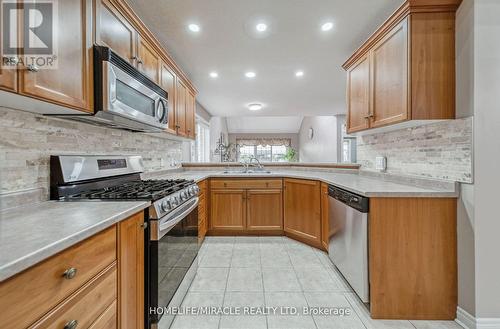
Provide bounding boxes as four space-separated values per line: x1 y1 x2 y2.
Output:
226 117 304 134
127 0 401 118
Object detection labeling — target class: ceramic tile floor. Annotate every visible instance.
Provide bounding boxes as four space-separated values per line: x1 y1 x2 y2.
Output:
171 236 464 329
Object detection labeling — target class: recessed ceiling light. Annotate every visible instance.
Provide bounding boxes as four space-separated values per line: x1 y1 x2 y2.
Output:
295 70 304 77
321 22 334 31
209 72 218 78
245 71 256 78
188 23 200 32
248 103 263 111
256 23 267 32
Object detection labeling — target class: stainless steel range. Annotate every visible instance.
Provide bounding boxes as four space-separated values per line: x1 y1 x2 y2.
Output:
50 155 199 329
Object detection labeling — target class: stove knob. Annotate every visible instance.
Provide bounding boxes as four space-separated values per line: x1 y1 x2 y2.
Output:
161 199 172 212
188 187 195 196
193 185 200 194
172 196 179 206
180 191 188 200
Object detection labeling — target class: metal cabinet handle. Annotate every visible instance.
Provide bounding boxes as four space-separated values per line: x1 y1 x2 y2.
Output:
26 64 39 72
64 320 78 329
63 267 78 280
140 222 148 229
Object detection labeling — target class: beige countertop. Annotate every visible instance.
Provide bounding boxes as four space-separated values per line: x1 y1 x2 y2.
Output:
0 200 150 282
152 169 459 198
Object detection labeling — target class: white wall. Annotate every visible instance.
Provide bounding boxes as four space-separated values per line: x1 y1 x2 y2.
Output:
209 117 229 162
298 116 341 163
456 0 476 316
473 0 500 319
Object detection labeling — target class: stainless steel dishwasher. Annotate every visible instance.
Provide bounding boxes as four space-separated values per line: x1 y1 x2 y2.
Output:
328 185 370 303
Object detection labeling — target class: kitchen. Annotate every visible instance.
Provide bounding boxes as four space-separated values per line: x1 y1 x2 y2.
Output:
0 0 498 329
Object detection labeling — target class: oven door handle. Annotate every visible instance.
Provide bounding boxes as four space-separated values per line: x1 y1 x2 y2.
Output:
158 197 199 236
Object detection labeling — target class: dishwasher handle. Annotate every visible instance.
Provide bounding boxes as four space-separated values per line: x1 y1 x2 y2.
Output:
328 185 369 213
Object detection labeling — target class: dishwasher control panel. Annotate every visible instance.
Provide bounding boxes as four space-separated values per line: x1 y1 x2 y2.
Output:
328 185 369 213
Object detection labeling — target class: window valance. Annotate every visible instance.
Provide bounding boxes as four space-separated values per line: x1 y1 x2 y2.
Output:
236 138 292 147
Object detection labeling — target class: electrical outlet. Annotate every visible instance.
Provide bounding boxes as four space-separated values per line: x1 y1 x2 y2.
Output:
375 156 387 172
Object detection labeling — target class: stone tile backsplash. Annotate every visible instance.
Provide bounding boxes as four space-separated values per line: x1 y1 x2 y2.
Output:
356 117 473 183
0 107 183 199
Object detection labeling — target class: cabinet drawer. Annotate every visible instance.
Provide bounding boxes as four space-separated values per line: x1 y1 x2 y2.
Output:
210 179 282 189
89 300 117 329
0 226 117 329
30 264 117 329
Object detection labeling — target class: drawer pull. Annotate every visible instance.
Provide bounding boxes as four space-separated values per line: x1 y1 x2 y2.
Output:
64 320 78 329
63 267 78 280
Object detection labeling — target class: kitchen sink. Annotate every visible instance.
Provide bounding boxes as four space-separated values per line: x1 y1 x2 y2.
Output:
222 169 272 174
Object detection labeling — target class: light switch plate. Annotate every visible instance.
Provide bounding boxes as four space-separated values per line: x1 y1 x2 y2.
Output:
375 156 387 171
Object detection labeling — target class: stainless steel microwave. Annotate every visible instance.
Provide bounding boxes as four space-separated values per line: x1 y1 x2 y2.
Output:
59 46 168 132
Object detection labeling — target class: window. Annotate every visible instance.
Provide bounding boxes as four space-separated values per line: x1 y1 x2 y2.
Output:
237 142 290 163
191 117 210 162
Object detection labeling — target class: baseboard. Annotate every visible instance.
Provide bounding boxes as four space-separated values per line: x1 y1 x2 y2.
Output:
456 307 500 329
456 307 476 329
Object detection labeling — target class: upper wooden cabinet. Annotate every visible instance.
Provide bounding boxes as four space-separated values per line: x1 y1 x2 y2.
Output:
186 89 196 139
18 0 93 112
137 36 161 84
343 0 461 134
175 79 188 137
283 178 321 248
96 0 137 65
160 61 177 134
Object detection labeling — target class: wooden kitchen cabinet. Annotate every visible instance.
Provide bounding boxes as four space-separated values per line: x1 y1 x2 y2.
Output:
346 54 370 133
19 0 93 112
210 189 246 231
320 183 329 251
186 89 196 139
175 79 188 137
118 212 145 329
209 179 284 234
246 189 283 231
160 61 177 134
370 18 409 128
96 0 138 65
198 180 208 243
137 36 161 83
343 0 460 134
0 66 17 93
284 178 321 248
369 197 457 319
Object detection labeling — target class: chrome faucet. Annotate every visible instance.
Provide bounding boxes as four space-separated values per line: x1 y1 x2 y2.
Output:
248 156 264 170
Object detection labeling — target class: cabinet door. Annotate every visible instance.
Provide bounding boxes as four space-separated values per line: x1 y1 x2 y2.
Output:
118 212 145 329
160 61 177 134
370 18 409 128
210 189 246 230
247 189 283 231
347 54 370 133
0 0 17 92
19 0 93 112
137 36 161 83
185 89 196 139
175 79 187 137
284 179 321 248
96 0 137 65
320 183 329 251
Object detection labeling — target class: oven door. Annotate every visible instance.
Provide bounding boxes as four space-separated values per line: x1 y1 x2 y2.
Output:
149 197 199 327
103 61 168 130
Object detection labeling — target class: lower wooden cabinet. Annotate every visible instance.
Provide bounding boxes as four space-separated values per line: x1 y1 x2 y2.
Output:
320 182 329 251
198 180 208 242
210 189 246 230
118 212 145 329
0 66 17 92
209 179 284 234
284 178 321 248
246 189 283 231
